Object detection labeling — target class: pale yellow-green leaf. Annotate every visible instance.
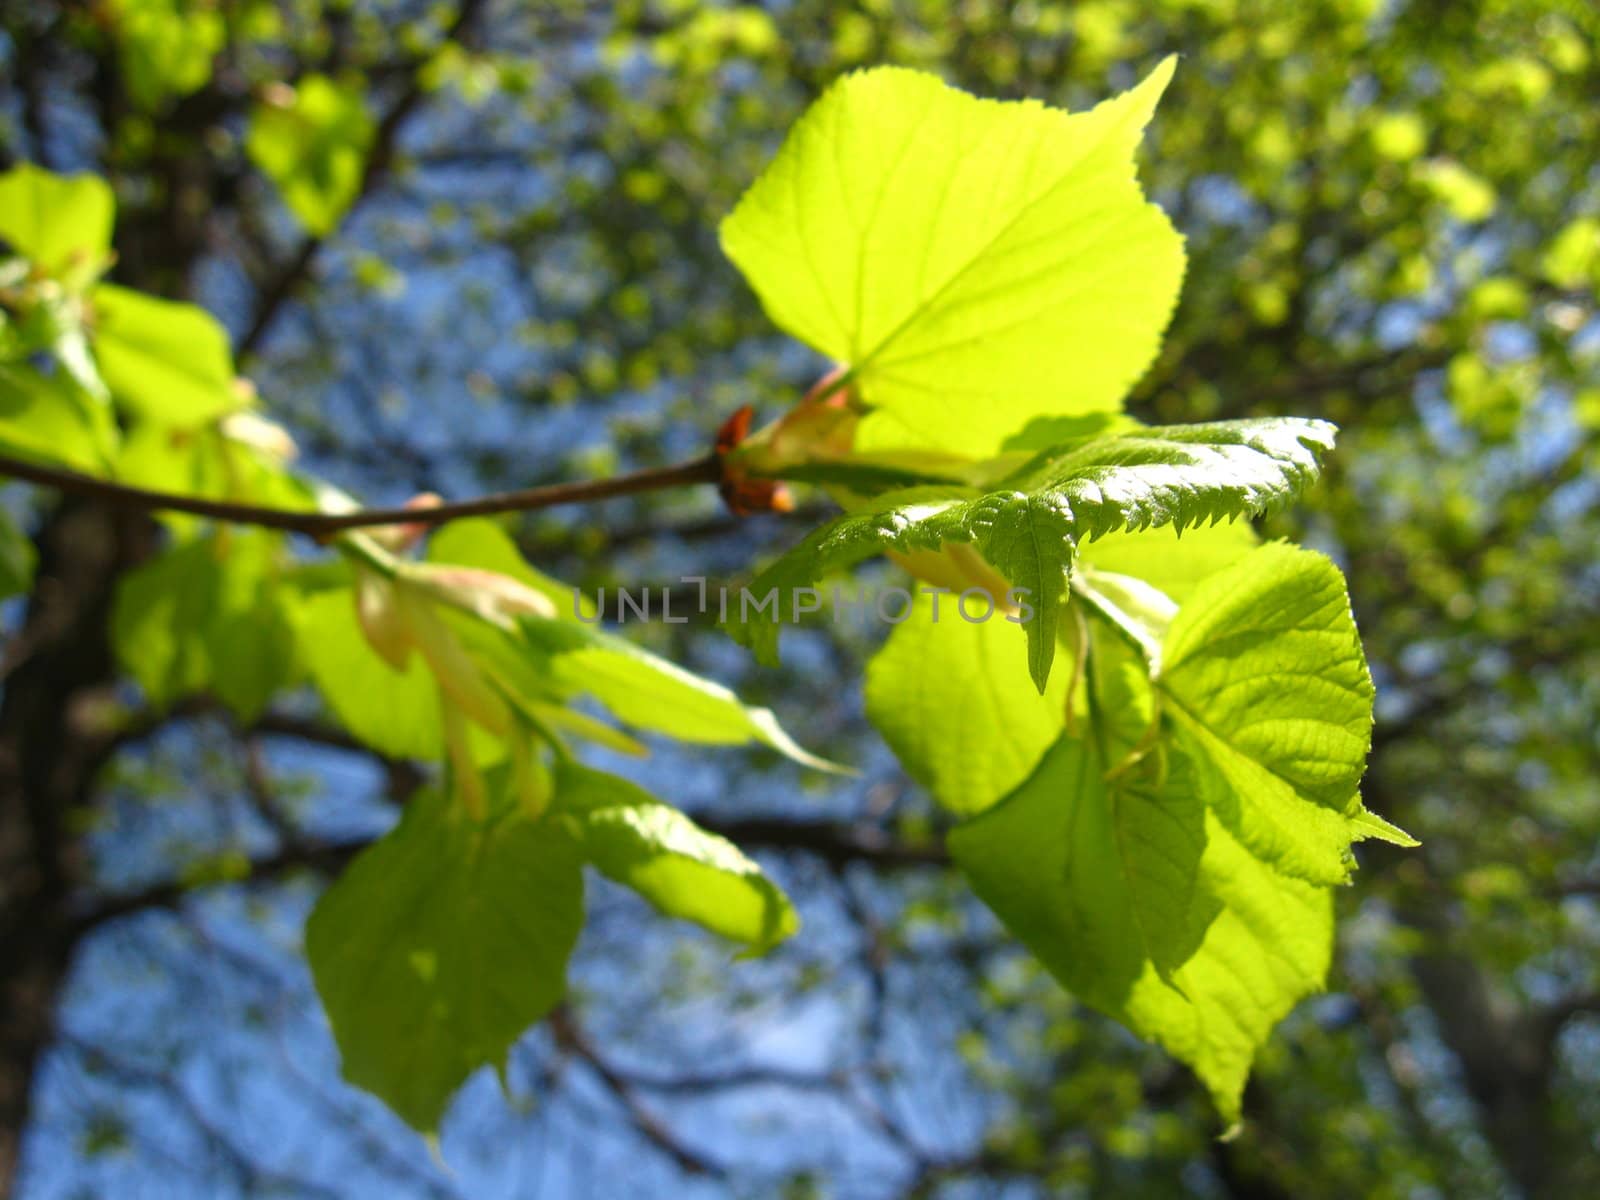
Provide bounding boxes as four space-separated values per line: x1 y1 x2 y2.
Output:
720 59 1185 456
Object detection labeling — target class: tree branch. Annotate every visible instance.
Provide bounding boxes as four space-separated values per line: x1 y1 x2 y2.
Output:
236 0 492 359
692 814 948 869
68 839 369 943
0 450 721 537
549 1007 725 1178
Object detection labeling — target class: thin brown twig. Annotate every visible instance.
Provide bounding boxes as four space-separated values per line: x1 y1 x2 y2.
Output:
0 450 722 537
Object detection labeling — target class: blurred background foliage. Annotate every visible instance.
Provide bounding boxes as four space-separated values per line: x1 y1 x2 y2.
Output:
0 0 1597 1196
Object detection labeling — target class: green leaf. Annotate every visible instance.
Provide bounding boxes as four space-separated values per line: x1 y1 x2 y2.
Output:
106 0 225 110
1540 216 1600 292
949 733 1334 1127
1352 807 1422 848
0 165 114 280
0 363 118 471
518 614 843 772
306 782 584 1133
113 417 319 521
289 582 445 759
1078 520 1257 604
1071 566 1176 668
426 518 579 613
0 506 35 601
864 591 1070 816
92 285 241 426
425 519 837 771
1156 541 1383 884
720 59 1184 455
246 75 375 236
112 539 217 708
1414 158 1495 223
554 761 797 953
111 531 295 721
732 418 1336 690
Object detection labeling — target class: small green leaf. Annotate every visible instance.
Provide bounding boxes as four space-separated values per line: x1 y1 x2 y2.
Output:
0 165 114 279
247 76 375 236
721 59 1184 455
306 782 584 1132
1072 567 1175 669
1414 158 1495 223
1351 807 1422 848
864 591 1070 816
1540 216 1599 292
555 761 798 953
92 285 241 426
113 418 319 520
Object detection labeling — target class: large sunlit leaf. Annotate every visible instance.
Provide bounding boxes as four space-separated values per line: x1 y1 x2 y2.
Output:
720 59 1184 455
306 781 584 1133
732 419 1336 690
863 591 1071 816
950 734 1335 1127
1078 520 1258 604
554 761 798 953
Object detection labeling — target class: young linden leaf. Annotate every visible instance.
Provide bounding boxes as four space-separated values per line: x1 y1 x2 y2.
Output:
1157 541 1407 884
289 582 447 759
720 58 1184 456
949 734 1335 1128
553 761 798 954
426 518 577 612
517 614 844 773
1070 566 1176 668
863 591 1071 816
0 164 114 280
424 518 840 772
305 781 584 1133
91 285 242 426
732 418 1336 691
